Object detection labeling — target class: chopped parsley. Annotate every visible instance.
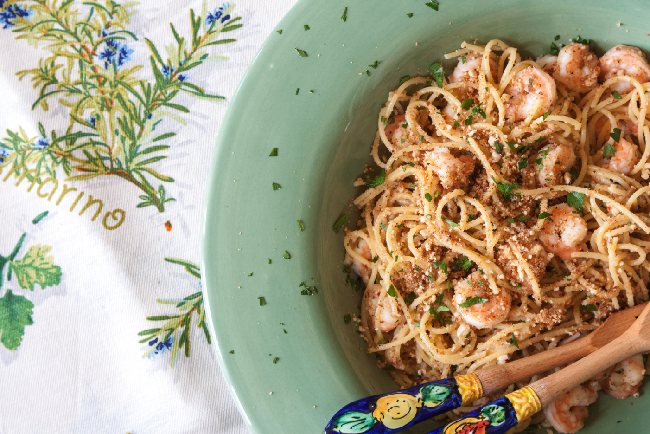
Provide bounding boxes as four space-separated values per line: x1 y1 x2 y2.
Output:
229 350 234 354
580 304 598 311
492 177 518 200
495 141 504 153
459 296 487 308
543 111 550 120
612 90 622 99
567 191 586 210
518 157 528 170
405 292 417 303
550 41 562 56
282 251 291 259
571 35 591 45
615 368 624 374
603 142 618 159
332 214 350 233
407 12 413 17
425 0 440 11
460 56 467 64
269 148 278 156
433 260 448 274
344 314 352 324
364 169 386 187
453 256 473 272
464 115 474 126
570 166 579 181
381 116 388 127
372 256 379 263
299 281 318 295
538 211 553 221
304 24 310 31
425 0 439 11
295 47 308 57
555 35 560 40
426 214 432 220
505 141 516 151
379 223 388 230
369 60 381 69
427 274 434 282
429 62 444 88
508 332 520 349
277 29 282 35
434 191 440 198
273 357 279 364
272 182 281 190
461 98 474 110
399 75 411 85
248 272 253 276
610 127 622 143
425 192 433 202
258 297 267 306
268 259 272 264
443 217 459 227
387 284 398 297
297 220 305 232
341 6 348 22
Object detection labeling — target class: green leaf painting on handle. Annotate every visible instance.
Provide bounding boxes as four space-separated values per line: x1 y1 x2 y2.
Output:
0 212 60 351
0 1 243 213
139 258 210 367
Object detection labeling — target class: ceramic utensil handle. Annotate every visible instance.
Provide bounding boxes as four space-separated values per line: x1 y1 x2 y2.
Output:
324 374 483 434
427 387 541 434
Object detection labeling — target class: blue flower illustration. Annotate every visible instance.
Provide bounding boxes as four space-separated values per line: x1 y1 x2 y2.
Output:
0 2 30 29
0 147 10 163
147 336 174 358
206 2 231 26
98 39 133 69
34 137 48 150
162 64 187 82
86 116 96 127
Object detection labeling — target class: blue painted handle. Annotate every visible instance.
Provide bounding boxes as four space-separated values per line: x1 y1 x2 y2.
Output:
427 396 518 434
324 377 466 434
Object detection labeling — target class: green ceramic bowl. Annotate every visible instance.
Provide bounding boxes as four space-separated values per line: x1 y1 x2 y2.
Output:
201 1 650 432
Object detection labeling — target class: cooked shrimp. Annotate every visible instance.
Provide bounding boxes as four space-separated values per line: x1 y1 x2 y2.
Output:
365 284 403 332
385 324 408 370
599 45 650 93
597 137 639 175
543 383 599 434
536 143 577 187
424 147 475 190
505 66 557 122
540 204 588 261
536 54 557 75
454 271 511 329
555 43 600 93
344 238 372 284
603 354 645 399
449 53 498 90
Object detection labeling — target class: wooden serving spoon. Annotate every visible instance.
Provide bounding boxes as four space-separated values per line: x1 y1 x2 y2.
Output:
428 301 650 434
324 302 646 434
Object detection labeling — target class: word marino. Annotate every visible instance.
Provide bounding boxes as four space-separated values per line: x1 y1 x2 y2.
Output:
2 167 125 231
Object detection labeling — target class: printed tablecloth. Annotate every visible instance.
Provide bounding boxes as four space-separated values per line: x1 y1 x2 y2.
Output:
0 0 297 432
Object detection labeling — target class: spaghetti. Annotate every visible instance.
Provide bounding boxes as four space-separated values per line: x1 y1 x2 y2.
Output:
343 39 650 431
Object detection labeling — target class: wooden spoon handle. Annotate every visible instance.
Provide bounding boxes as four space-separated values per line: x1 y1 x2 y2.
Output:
477 301 646 395
476 334 593 396
531 328 640 407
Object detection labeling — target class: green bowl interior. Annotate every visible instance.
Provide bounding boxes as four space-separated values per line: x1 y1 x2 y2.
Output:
201 1 650 433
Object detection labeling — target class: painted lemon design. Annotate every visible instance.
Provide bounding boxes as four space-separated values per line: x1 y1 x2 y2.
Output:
443 416 490 434
372 393 418 429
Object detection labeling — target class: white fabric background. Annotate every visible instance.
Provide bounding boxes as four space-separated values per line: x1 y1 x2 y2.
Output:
0 1 298 432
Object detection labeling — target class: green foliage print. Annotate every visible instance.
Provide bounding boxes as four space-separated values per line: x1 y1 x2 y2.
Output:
0 0 242 212
138 258 210 367
0 211 61 350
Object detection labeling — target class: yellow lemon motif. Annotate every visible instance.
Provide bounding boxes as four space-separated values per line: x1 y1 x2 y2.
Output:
372 393 418 429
